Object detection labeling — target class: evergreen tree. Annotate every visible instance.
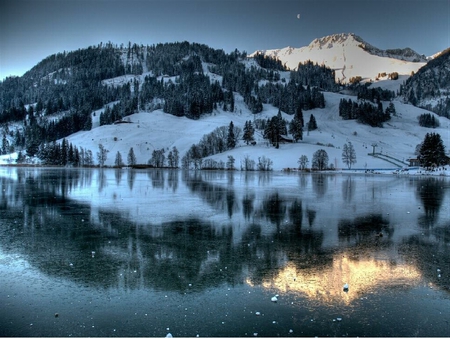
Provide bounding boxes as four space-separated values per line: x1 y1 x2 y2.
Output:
227 121 236 149
1 134 9 155
308 114 318 131
418 133 447 168
172 146 179 168
289 106 304 142
115 151 124 167
127 147 137 166
243 120 255 145
342 141 357 169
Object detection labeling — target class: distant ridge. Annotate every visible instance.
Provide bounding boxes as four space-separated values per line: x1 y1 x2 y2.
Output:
251 33 428 83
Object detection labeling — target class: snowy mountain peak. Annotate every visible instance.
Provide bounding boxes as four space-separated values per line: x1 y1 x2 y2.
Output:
308 33 365 49
251 33 427 83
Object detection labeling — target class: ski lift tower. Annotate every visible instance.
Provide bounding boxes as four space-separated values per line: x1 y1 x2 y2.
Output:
371 143 378 155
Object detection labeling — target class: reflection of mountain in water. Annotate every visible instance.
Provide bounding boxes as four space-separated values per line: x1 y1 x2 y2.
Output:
0 168 449 300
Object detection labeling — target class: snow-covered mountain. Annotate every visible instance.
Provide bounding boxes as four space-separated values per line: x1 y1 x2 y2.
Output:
251 33 427 83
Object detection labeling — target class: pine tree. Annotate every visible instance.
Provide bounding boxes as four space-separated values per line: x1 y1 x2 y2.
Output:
243 120 255 145
227 121 236 149
289 106 304 142
115 151 124 167
418 133 446 168
308 114 318 131
127 147 136 166
172 146 179 168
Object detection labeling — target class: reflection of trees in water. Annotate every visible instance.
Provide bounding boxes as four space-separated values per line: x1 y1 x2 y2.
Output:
312 173 328 197
115 169 123 186
298 174 308 190
289 199 303 229
4 169 448 297
342 176 356 202
260 193 286 228
242 193 255 220
98 169 107 192
338 213 393 244
167 169 178 192
183 171 239 216
148 169 164 189
306 208 316 226
0 170 329 293
127 169 136 191
415 177 447 228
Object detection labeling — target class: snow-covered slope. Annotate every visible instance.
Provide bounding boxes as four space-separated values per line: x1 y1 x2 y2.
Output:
251 33 427 84
56 91 449 172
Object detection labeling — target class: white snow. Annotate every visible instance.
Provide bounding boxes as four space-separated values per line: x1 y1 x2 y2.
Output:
250 33 426 83
2 90 449 173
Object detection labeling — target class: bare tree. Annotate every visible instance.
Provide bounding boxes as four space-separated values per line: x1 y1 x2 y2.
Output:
97 144 109 167
312 149 328 170
342 142 357 169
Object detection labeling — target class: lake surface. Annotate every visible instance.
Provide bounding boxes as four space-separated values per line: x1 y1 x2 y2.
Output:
0 167 449 337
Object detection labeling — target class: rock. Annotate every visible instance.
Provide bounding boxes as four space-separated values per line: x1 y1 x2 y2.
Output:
343 283 349 292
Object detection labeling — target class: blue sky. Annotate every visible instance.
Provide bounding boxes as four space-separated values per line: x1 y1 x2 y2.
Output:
0 0 449 80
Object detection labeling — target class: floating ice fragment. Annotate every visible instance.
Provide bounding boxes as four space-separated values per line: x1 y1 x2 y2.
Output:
437 268 441 273
255 312 261 316
336 317 342 321
166 334 173 338
166 327 170 331
271 296 278 302
253 333 258 337
272 320 277 324
343 283 349 292
91 251 95 258
289 329 293 333
188 284 192 287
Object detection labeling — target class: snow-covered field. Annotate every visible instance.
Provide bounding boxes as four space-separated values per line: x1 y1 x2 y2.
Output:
3 89 447 174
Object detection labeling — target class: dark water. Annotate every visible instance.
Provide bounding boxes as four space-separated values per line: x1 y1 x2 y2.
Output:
0 167 449 337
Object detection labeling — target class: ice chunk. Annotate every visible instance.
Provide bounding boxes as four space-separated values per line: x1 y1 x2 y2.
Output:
271 296 278 302
343 283 349 292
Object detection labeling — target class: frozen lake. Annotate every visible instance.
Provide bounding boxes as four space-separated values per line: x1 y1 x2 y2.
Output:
0 167 449 336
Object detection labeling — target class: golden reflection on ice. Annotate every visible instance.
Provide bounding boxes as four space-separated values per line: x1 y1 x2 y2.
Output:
253 255 422 304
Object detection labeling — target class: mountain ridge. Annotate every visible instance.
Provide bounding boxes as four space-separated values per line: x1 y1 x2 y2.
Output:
251 33 429 83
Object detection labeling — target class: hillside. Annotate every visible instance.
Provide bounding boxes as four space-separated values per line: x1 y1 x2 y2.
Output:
58 91 449 171
251 33 427 84
400 48 450 118
0 37 448 172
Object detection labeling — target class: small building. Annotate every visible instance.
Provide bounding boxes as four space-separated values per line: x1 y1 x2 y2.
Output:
408 158 420 167
279 135 294 143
